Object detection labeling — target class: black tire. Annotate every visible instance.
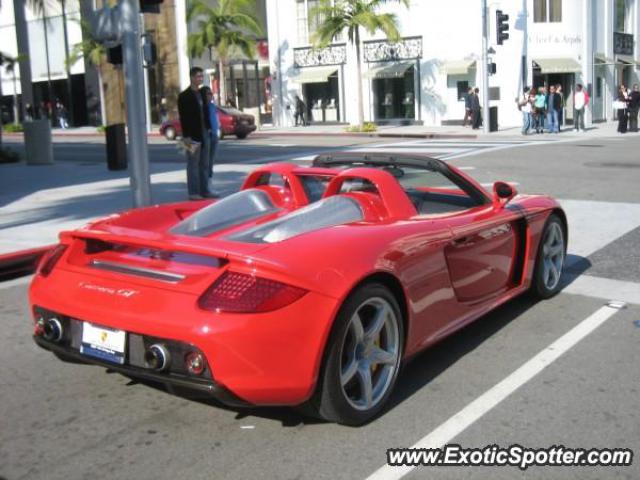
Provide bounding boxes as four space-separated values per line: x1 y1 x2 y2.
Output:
236 132 248 139
164 126 176 141
304 283 404 425
531 214 566 299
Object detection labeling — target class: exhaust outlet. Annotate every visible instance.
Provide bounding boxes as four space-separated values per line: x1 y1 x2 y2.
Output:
43 318 63 342
144 344 171 371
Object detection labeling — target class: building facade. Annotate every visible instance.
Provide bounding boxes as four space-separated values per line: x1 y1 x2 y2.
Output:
266 0 640 127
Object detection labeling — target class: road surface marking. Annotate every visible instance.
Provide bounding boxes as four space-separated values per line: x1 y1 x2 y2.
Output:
366 304 620 480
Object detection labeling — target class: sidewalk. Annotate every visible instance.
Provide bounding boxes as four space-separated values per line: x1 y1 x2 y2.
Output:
3 120 626 141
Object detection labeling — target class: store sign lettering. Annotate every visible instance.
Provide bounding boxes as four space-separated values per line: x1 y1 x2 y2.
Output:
529 34 582 47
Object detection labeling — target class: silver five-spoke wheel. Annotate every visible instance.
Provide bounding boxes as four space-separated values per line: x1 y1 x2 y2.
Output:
541 221 564 291
339 297 400 411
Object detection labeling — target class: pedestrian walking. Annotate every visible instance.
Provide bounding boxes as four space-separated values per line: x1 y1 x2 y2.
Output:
201 86 220 184
573 84 588 132
628 84 640 133
556 84 564 129
517 87 532 135
546 85 561 133
471 87 481 129
463 87 473 127
55 100 68 129
295 95 307 126
177 66 214 200
159 98 168 123
615 84 629 134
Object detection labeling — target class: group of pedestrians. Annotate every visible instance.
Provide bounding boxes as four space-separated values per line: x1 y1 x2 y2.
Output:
462 87 482 129
517 84 577 135
177 66 220 200
615 84 640 134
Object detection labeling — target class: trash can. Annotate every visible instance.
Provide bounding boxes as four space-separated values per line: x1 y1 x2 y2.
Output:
23 119 54 165
489 106 498 132
105 123 127 170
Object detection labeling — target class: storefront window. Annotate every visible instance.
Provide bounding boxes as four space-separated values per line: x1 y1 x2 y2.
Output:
615 0 630 32
302 74 340 123
534 0 562 23
373 66 415 121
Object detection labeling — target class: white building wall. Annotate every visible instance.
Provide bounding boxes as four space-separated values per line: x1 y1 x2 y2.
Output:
0 0 85 97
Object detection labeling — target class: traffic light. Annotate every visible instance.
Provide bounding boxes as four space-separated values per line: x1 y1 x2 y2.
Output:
496 10 509 45
489 62 497 75
107 45 123 65
140 0 163 14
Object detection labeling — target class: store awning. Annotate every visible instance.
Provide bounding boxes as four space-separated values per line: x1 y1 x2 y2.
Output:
533 58 582 74
616 55 639 65
294 66 338 84
594 52 614 64
365 62 413 79
443 60 476 75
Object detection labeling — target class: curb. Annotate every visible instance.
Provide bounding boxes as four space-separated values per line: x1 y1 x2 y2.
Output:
0 246 52 282
250 131 478 140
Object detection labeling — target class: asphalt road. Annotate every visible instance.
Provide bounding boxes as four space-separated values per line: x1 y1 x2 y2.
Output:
1 131 639 480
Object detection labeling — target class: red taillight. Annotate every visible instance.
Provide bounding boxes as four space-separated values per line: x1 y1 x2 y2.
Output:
37 244 68 277
199 271 307 313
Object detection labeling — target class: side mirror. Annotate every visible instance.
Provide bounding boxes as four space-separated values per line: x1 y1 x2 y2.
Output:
493 181 517 207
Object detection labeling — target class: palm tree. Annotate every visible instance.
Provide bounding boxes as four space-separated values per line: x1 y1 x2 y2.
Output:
66 19 108 126
1 53 26 125
311 0 409 127
187 0 262 106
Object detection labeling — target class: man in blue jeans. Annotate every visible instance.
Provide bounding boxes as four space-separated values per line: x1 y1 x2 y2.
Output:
546 84 561 133
201 86 219 185
177 67 214 200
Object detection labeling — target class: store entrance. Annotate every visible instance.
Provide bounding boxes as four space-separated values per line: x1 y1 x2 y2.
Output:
302 75 340 123
372 66 415 124
532 70 575 126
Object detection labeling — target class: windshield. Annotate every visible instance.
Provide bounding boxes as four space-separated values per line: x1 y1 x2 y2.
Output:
171 189 279 237
228 195 363 244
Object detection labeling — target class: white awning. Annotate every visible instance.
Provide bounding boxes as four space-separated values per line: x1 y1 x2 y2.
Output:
616 55 639 65
365 62 413 79
293 66 338 84
594 52 614 64
533 58 582 74
443 60 476 75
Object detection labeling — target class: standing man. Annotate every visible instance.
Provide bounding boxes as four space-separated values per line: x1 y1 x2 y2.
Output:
556 84 565 129
201 86 220 182
573 84 588 132
628 84 640 133
534 87 547 133
546 85 561 133
178 67 213 200
295 95 307 126
471 87 481 130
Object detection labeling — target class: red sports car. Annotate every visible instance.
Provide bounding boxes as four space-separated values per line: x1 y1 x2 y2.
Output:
160 106 257 140
29 153 567 425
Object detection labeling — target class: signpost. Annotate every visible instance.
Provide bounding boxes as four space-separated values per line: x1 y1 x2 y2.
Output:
88 0 152 208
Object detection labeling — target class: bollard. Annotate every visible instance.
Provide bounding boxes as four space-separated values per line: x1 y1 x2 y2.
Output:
23 119 54 165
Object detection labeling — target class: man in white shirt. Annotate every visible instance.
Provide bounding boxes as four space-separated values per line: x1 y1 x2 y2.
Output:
517 87 533 135
573 84 588 132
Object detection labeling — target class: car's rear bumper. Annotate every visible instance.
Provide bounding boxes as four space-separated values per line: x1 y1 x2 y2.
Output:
33 335 250 407
29 268 339 406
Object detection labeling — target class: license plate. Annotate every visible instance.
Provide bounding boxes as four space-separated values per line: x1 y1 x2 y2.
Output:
80 322 126 365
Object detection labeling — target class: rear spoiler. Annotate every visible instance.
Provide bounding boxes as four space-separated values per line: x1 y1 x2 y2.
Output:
60 227 266 262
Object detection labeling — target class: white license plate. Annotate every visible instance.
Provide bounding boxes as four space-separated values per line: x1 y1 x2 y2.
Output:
80 322 126 365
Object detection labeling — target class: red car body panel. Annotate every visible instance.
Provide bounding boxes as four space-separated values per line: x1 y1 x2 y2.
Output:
28 155 565 406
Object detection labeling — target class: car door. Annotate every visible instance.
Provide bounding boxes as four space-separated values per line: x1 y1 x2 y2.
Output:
443 205 522 304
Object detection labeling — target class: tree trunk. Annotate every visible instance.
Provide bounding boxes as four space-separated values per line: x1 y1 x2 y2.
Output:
354 26 364 127
218 58 227 106
13 0 35 120
12 71 19 125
